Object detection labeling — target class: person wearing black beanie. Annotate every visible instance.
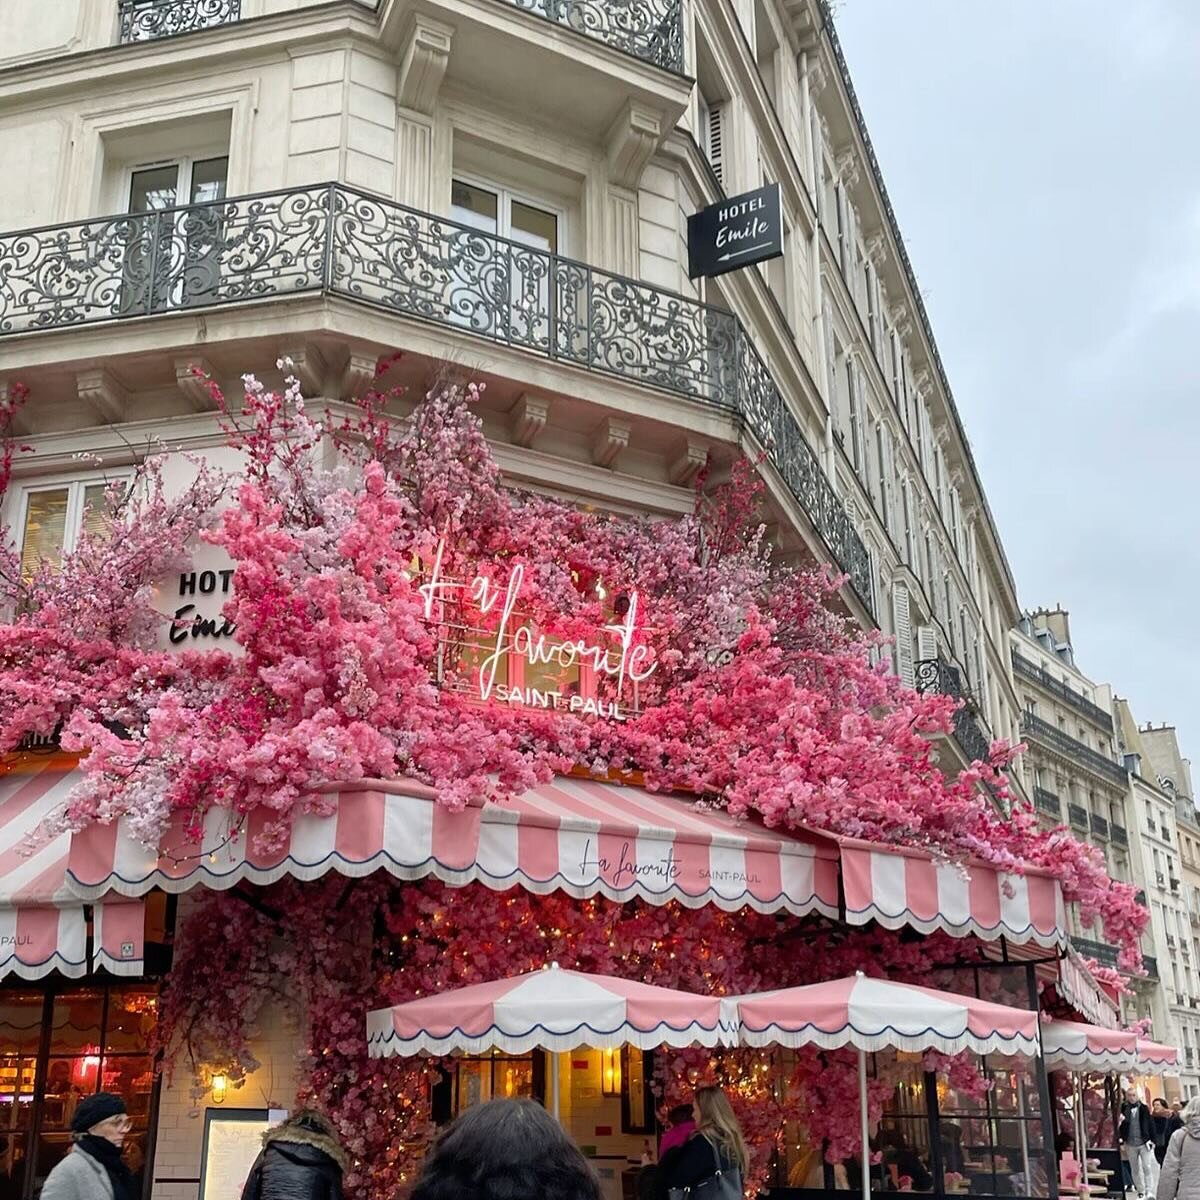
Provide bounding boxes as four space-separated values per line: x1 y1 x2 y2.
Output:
41 1092 137 1200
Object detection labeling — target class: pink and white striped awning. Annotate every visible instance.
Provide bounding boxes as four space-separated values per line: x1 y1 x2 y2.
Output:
838 838 1068 949
1137 1038 1180 1073
0 758 144 979
68 776 842 917
1041 1018 1137 1073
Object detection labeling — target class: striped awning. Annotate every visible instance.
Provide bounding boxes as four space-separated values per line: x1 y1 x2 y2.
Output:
1042 1018 1137 1073
838 838 1069 950
0 757 144 978
68 776 843 917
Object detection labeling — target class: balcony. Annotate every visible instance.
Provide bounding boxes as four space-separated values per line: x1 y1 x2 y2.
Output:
1112 822 1128 846
1020 713 1129 786
0 183 872 612
914 658 992 765
118 0 242 43
1033 787 1061 819
1010 652 1114 732
1069 803 1089 830
1090 813 1109 839
493 0 683 72
1071 936 1119 969
1144 955 1159 978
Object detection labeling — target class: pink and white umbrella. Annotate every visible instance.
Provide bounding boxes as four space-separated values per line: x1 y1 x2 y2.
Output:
365 963 734 1115
1041 1018 1138 1073
1136 1037 1180 1073
729 974 1042 1200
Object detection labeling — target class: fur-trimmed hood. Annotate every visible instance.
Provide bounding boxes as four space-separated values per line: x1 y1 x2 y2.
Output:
262 1124 349 1173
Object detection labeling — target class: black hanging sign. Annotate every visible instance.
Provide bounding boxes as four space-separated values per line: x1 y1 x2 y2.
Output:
687 183 783 279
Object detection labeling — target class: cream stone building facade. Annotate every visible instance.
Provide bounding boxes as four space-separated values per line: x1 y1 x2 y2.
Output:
0 0 1029 1197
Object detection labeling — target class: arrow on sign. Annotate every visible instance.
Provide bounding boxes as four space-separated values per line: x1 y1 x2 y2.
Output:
717 243 774 262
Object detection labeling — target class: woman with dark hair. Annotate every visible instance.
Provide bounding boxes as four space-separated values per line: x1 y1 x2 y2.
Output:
409 1098 601 1200
240 1110 346 1200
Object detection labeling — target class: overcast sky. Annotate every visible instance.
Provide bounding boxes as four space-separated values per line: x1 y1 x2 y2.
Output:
833 0 1200 765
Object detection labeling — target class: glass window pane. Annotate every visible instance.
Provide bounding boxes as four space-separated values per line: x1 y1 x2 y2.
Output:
20 489 69 577
41 1058 97 1131
0 995 44 1057
511 201 557 253
33 1134 73 1191
450 181 498 233
104 991 157 1054
49 991 102 1055
80 483 112 544
190 157 228 205
129 165 179 213
100 1056 154 1126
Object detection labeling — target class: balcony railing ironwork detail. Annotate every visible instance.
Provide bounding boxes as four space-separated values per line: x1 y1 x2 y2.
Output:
0 184 871 610
1068 803 1088 829
1019 712 1129 786
1070 936 1119 969
913 657 992 766
1010 651 1114 732
1111 822 1128 847
499 0 684 71
118 0 241 42
1090 813 1109 839
1033 787 1061 818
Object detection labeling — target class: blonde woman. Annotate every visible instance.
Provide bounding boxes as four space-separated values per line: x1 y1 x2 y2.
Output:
660 1086 749 1199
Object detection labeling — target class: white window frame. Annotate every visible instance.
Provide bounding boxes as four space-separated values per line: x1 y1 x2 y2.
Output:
11 472 131 568
450 170 569 256
122 153 229 215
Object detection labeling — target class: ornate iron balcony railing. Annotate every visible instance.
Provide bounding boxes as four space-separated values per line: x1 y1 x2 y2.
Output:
118 0 242 43
1068 803 1088 829
1090 813 1109 839
1070 935 1118 969
913 657 992 766
0 184 871 611
1111 822 1128 847
1033 787 1061 818
498 0 683 72
1019 712 1129 787
1010 651 1113 732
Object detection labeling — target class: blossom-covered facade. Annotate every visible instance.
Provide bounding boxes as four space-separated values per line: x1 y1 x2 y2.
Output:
0 2 1151 1200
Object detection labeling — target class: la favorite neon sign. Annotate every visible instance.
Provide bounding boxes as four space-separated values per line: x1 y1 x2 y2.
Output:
419 540 656 720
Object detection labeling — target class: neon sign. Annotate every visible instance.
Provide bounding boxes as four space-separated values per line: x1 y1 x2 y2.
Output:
419 540 656 720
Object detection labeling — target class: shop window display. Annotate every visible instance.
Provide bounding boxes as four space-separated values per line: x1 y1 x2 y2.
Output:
0 986 157 1200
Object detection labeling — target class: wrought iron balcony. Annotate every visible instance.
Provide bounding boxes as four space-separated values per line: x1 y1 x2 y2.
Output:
1112 822 1128 846
498 0 683 72
1010 651 1114 732
1068 803 1088 829
0 184 871 611
1090 813 1109 839
913 657 992 766
1033 786 1061 818
1019 712 1129 786
118 0 241 43
1071 936 1119 969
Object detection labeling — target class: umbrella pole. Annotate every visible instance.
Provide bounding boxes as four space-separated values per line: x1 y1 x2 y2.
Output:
859 1048 872 1200
1076 1076 1090 1192
550 1050 561 1119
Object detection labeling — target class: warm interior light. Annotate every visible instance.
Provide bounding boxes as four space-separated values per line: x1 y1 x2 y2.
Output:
601 1049 621 1097
211 1073 227 1104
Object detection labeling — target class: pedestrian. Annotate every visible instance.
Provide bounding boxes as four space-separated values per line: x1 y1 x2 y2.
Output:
40 1093 136 1200
1157 1095 1200 1200
659 1105 698 1157
240 1110 346 1200
1155 1100 1185 1167
409 1098 601 1200
660 1086 748 1199
1122 1087 1159 1199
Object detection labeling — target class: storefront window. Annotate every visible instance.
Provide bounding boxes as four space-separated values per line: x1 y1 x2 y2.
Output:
0 985 157 1200
453 1052 536 1114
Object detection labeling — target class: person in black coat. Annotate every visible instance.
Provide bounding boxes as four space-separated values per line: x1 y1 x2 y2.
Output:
240 1111 346 1200
1152 1098 1184 1166
659 1087 748 1197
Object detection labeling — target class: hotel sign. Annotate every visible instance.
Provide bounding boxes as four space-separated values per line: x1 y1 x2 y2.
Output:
687 183 783 279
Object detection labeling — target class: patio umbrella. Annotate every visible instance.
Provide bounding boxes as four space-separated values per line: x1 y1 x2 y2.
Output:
729 973 1043 1200
365 962 735 1116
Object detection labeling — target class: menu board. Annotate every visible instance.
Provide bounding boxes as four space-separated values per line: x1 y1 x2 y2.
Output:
199 1110 272 1200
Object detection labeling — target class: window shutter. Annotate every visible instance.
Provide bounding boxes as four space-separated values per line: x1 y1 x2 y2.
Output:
892 582 915 688
917 624 939 662
704 102 725 186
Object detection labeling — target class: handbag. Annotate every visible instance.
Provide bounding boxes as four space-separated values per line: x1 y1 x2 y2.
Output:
667 1136 743 1200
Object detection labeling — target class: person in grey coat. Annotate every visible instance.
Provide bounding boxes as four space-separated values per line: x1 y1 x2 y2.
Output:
41 1093 136 1200
1157 1095 1200 1200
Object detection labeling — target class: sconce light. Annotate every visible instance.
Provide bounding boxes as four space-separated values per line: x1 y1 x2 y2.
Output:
211 1073 228 1105
601 1049 622 1097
